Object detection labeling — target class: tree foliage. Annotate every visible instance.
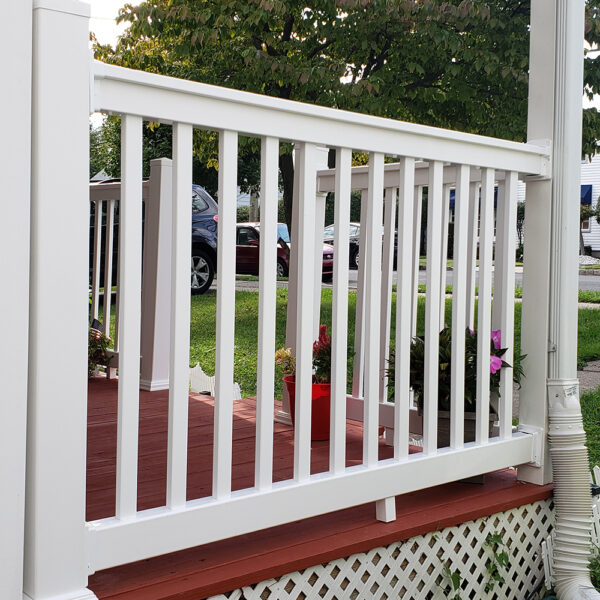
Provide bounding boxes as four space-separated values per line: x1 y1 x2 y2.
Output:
92 0 600 231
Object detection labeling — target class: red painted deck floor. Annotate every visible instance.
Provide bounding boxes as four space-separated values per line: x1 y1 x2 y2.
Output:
86 377 553 600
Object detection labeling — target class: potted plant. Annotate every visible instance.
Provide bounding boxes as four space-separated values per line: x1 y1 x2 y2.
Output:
88 319 111 377
275 325 332 441
389 327 524 447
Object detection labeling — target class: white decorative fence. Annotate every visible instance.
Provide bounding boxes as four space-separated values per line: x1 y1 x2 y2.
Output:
23 3 555 599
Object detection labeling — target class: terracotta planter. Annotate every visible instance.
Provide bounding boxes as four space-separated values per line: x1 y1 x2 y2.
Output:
283 375 331 441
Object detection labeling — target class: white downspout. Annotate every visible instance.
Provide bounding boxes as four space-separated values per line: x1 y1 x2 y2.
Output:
529 0 600 597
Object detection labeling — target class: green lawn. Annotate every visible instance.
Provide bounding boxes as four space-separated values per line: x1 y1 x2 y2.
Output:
580 388 600 467
188 289 600 400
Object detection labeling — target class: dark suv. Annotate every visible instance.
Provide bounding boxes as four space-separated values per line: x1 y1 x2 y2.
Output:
190 185 218 294
89 182 219 296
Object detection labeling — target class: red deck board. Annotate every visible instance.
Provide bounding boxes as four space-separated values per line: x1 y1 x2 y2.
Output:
86 378 553 600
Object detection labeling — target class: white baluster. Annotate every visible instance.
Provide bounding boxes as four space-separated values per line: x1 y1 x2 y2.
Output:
380 187 398 405
439 185 451 329
116 114 143 519
352 189 368 398
411 186 423 338
466 181 480 330
363 152 384 467
450 165 470 449
91 199 103 321
255 135 279 490
167 123 193 508
476 168 495 444
213 129 238 499
294 142 317 481
394 157 415 459
103 199 115 335
423 161 444 454
330 147 352 474
493 171 518 439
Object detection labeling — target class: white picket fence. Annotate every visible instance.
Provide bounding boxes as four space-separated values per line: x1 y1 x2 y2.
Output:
20 2 558 599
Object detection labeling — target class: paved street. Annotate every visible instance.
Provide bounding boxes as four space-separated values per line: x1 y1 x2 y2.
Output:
346 268 600 291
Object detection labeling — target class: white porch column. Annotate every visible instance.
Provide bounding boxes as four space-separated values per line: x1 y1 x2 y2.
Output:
519 0 585 486
1 1 31 598
25 1 96 599
140 158 173 391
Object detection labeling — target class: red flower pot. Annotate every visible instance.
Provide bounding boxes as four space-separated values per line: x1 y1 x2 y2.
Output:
283 375 331 441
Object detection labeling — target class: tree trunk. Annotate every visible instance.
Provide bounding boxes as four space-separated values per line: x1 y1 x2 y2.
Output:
279 151 294 239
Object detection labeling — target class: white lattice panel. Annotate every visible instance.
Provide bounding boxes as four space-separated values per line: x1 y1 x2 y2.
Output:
206 499 553 600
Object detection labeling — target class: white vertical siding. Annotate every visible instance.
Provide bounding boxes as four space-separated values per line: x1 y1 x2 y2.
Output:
581 154 600 252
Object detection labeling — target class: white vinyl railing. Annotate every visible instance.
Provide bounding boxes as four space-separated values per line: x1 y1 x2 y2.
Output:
82 58 551 574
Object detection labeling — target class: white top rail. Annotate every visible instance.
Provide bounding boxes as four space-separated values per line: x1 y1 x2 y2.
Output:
316 160 546 193
92 61 550 176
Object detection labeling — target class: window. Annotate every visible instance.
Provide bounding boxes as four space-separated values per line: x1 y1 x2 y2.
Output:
581 185 593 231
192 191 209 213
237 227 259 245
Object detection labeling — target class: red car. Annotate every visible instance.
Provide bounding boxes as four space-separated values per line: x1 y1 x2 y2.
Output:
236 223 334 280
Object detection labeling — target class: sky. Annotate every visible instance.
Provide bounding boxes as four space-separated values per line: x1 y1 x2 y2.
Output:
89 0 128 47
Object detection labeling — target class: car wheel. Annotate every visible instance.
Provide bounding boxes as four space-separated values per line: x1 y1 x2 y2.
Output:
351 249 359 270
191 250 215 294
277 257 289 278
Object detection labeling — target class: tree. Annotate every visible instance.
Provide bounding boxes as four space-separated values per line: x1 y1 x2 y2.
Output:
93 1 600 233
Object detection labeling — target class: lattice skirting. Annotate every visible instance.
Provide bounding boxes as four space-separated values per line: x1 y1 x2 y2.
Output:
205 499 554 600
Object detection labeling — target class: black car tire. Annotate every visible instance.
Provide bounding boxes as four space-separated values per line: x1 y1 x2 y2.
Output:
277 257 289 278
350 248 359 270
191 249 215 294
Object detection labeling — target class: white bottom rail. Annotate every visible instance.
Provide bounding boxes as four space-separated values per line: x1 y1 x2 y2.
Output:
87 434 534 573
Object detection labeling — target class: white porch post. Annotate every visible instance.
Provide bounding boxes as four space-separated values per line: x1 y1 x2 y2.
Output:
1 1 32 598
25 1 96 599
517 0 556 485
140 158 173 391
519 0 585 486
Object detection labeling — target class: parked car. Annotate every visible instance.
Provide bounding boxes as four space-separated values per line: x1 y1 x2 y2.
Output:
323 222 397 270
190 186 219 294
89 181 219 296
236 222 334 280
323 223 361 270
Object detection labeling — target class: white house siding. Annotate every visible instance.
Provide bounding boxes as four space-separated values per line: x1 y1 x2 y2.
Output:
580 153 600 254
517 154 600 254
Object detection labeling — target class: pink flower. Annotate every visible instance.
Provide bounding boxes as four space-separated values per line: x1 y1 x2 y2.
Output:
490 355 503 374
469 329 475 336
491 330 502 350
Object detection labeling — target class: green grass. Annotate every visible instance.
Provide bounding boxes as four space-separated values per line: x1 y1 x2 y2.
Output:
186 289 600 399
415 284 600 305
580 388 600 467
578 309 600 368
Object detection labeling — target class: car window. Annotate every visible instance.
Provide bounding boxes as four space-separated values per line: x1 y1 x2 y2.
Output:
323 225 335 237
350 225 359 236
192 191 209 213
277 224 290 243
237 227 259 245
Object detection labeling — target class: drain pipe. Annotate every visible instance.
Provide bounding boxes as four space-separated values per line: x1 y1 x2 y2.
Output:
548 380 598 599
526 0 599 597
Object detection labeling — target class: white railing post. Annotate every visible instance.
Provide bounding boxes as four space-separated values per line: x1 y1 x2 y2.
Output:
25 1 96 599
1 2 31 598
517 0 556 485
140 158 173 391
